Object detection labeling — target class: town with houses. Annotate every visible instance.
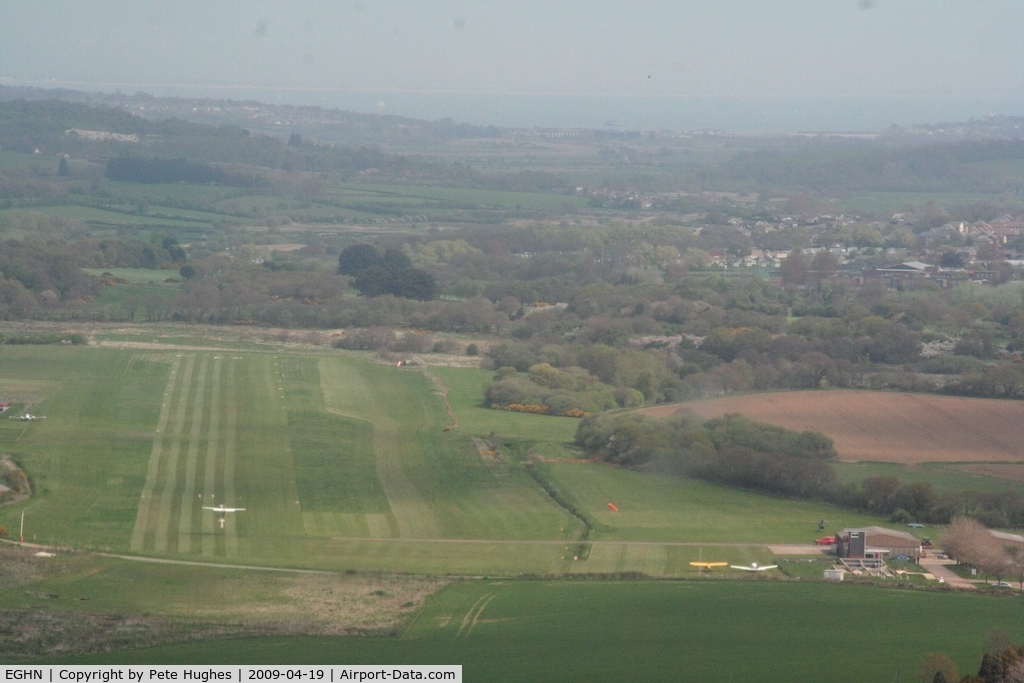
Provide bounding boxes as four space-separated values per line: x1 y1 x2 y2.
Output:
670 211 1024 290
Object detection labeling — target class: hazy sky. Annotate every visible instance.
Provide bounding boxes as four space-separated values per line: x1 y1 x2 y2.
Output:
2 1 1023 129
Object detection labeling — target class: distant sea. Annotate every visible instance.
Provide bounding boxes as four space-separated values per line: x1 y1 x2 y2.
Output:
17 82 1024 134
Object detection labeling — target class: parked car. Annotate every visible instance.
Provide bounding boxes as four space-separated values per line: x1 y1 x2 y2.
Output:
815 536 836 545
996 581 1014 589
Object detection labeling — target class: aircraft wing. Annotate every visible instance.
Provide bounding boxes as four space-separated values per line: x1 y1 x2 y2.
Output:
690 562 728 568
203 506 245 512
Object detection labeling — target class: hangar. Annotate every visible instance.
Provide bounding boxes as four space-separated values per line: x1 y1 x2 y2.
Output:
835 526 923 564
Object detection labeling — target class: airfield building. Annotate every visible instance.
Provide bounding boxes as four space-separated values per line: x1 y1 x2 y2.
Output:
835 526 922 562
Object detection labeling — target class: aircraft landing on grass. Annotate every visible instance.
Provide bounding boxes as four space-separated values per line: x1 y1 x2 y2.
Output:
203 504 246 528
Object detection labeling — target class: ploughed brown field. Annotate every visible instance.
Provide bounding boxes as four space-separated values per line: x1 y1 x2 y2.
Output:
637 390 1024 464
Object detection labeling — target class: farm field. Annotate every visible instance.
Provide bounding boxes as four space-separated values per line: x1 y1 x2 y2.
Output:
640 390 1024 464
49 580 1024 682
0 204 214 230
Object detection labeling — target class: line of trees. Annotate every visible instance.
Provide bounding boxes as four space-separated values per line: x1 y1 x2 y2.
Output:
574 413 838 499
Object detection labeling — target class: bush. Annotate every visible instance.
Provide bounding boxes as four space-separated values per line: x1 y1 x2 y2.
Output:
485 378 531 407
889 508 913 524
546 393 588 416
613 387 645 408
466 343 479 356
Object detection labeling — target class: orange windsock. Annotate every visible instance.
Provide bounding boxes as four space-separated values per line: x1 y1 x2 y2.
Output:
607 503 619 512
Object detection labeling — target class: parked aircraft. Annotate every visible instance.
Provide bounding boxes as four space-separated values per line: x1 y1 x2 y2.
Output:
9 413 43 421
730 562 778 572
689 561 728 571
907 523 925 529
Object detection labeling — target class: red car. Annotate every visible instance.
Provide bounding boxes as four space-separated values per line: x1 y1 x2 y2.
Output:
815 536 836 545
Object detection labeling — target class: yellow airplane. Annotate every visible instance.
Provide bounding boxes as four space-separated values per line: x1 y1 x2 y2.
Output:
689 561 728 571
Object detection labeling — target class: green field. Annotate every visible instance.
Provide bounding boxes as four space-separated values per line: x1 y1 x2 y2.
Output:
0 204 214 229
545 463 883 545
833 461 1024 496
46 580 1024 682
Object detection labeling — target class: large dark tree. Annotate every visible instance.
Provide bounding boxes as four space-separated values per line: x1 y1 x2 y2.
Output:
338 244 382 275
341 244 436 301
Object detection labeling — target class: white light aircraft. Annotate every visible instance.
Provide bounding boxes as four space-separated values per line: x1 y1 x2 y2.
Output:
730 562 779 572
10 413 44 421
203 503 246 528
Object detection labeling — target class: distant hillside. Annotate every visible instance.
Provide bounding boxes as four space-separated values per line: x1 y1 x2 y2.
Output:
0 98 441 180
0 85 501 147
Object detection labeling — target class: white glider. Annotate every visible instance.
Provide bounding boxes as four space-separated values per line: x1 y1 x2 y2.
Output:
730 562 778 572
203 504 246 513
203 504 246 528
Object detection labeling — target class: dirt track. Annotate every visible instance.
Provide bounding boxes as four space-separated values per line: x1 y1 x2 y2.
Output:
639 391 1024 464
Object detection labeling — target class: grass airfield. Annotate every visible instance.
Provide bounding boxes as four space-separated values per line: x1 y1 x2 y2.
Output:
2 340 1012 675
0 345 879 575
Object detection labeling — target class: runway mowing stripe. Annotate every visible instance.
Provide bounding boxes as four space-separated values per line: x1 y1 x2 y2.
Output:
130 355 182 552
154 354 196 553
176 355 210 554
131 354 249 558
223 358 240 557
201 357 223 557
